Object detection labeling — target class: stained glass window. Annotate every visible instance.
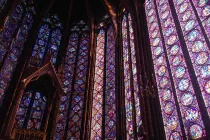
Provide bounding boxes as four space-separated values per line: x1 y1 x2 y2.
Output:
91 29 105 140
190 0 210 39
14 91 47 130
145 1 182 139
55 21 89 140
30 15 62 67
105 26 116 139
145 0 210 139
90 25 116 139
172 0 210 118
0 0 35 106
122 12 141 139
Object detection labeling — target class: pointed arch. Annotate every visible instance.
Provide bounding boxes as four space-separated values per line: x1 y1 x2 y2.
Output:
29 15 63 67
0 0 35 106
55 20 90 140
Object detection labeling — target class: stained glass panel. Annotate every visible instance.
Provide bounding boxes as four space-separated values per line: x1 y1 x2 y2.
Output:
145 0 210 139
67 33 89 139
0 4 34 106
27 92 47 130
48 29 62 64
0 5 23 64
128 14 142 127
14 91 47 131
30 15 62 67
30 24 50 67
122 14 134 139
91 29 105 140
55 20 89 140
55 33 79 140
15 91 33 128
105 26 116 139
190 0 210 40
172 0 210 119
145 1 183 139
155 0 206 138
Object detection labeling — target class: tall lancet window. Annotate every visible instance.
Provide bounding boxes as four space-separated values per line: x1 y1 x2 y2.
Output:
30 15 62 67
90 25 116 139
0 0 35 106
14 91 47 130
190 0 210 39
172 0 210 118
122 11 141 139
145 0 210 139
55 20 90 140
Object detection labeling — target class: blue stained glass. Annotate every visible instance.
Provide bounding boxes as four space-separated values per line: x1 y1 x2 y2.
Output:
55 21 89 140
0 2 34 106
30 15 62 67
14 91 46 130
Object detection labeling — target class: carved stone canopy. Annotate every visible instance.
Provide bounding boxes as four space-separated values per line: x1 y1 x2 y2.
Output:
22 60 64 100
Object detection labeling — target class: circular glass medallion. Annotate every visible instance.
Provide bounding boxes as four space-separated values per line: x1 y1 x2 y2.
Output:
152 30 158 38
160 77 169 88
153 38 160 46
164 101 175 115
170 45 180 55
156 56 164 65
183 11 192 21
162 89 171 101
176 0 185 5
181 93 194 106
196 52 208 65
170 132 181 140
166 28 174 36
161 11 169 20
154 47 162 56
175 67 185 78
185 108 199 122
158 66 166 76
168 35 177 45
185 20 195 31
70 47 76 52
167 116 178 130
61 96 67 102
201 65 210 78
188 30 199 42
198 0 208 7
190 124 203 139
178 79 190 91
179 3 188 13
203 5 210 17
172 55 182 66
204 80 210 94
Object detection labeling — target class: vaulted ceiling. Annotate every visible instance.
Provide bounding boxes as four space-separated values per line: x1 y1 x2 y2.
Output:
42 0 121 28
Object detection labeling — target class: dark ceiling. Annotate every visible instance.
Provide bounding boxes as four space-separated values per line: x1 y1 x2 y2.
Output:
45 0 121 28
